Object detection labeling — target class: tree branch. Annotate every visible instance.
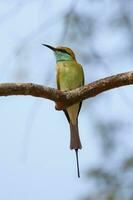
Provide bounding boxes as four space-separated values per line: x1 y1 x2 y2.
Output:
0 71 133 110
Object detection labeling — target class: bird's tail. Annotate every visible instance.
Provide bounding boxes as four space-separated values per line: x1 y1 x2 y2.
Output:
70 121 82 150
70 121 82 178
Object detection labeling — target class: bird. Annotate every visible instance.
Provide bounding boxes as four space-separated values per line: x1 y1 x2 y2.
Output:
42 44 84 177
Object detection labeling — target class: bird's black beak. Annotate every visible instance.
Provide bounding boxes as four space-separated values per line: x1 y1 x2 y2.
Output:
42 44 56 51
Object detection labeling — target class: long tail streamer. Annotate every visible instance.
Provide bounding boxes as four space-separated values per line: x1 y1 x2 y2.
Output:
75 149 80 178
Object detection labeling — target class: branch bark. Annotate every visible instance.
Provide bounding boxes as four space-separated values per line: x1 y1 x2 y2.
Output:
0 71 133 110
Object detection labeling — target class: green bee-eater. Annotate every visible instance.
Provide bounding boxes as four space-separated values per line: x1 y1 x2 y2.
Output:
42 44 84 177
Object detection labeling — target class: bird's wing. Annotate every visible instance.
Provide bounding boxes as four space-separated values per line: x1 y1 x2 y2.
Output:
63 110 70 123
56 69 60 90
77 63 84 117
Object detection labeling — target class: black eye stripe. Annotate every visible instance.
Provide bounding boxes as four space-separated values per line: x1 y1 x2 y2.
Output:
57 49 71 55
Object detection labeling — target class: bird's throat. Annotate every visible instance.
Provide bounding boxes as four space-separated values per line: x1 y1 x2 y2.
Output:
55 52 73 62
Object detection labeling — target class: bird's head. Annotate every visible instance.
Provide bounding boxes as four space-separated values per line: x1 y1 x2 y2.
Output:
42 44 76 62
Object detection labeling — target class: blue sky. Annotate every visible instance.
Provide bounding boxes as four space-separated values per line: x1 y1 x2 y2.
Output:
0 0 133 199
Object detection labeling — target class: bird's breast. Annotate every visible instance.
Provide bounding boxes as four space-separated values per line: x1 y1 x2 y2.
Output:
56 61 83 91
